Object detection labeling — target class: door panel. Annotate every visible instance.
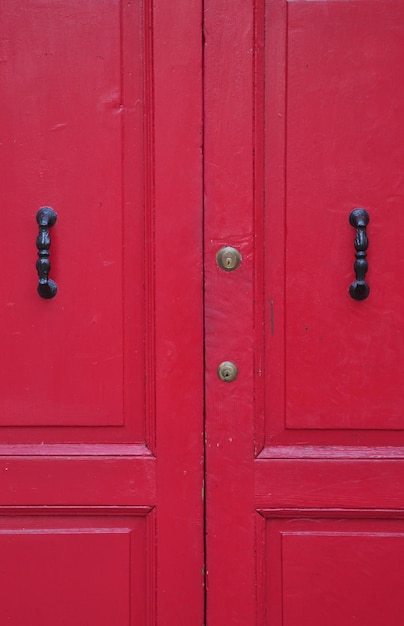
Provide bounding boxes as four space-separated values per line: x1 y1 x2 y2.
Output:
264 519 404 626
0 1 203 624
265 0 404 445
205 0 404 624
284 0 404 430
0 1 140 428
1 0 143 437
0 515 148 626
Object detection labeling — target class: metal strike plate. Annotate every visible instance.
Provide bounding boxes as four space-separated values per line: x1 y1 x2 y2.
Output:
217 361 238 382
216 246 242 272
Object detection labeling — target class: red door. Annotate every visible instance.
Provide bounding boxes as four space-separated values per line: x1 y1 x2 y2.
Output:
0 1 203 624
2 1 404 624
205 0 404 624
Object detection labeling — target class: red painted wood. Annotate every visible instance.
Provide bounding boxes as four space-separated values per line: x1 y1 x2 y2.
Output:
0 1 203 624
264 519 404 626
0 516 148 625
0 456 156 506
281 530 404 625
153 1 204 623
3 2 404 623
264 0 404 448
284 0 404 431
1 0 143 435
205 1 404 624
204 1 257 623
0 0 144 444
255 457 404 510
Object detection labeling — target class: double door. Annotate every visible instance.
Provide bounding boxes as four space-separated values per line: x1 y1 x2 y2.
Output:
1 1 404 624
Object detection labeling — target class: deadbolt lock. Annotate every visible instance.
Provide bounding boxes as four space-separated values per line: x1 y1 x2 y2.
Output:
217 361 238 383
216 246 242 272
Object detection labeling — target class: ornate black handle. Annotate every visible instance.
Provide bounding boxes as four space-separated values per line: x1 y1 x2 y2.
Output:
36 207 58 299
349 208 370 301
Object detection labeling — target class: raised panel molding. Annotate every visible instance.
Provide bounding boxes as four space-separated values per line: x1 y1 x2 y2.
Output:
0 456 156 507
0 0 156 446
256 516 404 626
255 457 404 510
0 510 156 626
259 0 404 448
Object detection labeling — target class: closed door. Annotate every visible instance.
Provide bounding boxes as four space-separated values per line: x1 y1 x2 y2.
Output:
205 1 404 624
0 1 203 624
2 1 404 625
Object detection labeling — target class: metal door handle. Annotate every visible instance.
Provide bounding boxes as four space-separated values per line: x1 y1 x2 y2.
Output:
36 207 58 299
349 208 370 301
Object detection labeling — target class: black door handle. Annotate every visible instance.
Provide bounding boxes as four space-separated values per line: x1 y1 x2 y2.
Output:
349 208 370 301
36 207 58 299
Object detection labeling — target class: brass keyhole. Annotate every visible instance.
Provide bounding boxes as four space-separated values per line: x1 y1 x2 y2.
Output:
217 361 238 382
216 246 242 272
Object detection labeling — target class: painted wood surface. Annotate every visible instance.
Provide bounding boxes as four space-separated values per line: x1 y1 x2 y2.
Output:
0 1 203 624
205 0 404 624
1 0 404 623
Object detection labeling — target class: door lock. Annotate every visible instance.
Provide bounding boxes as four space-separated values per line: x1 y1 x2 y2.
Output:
216 246 242 271
217 361 238 382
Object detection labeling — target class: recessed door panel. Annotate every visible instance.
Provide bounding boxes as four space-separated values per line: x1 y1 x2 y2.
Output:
0 0 144 432
0 515 147 626
264 519 404 626
284 1 404 429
